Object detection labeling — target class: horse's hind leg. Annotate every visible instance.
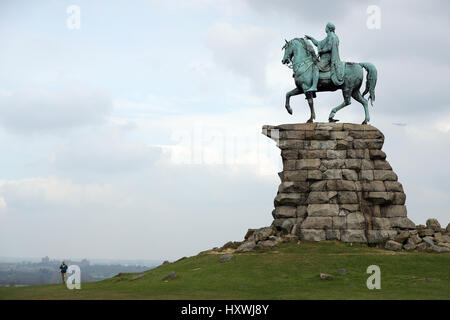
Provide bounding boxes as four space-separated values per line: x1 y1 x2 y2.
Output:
352 90 370 124
306 97 316 123
328 90 351 122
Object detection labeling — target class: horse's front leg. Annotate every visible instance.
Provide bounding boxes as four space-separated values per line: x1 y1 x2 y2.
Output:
285 87 302 115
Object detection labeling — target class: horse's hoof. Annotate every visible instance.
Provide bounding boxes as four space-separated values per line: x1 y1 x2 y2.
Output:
286 106 293 115
329 118 339 123
306 119 314 123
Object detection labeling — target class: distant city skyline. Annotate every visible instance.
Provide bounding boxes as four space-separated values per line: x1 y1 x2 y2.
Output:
0 255 162 266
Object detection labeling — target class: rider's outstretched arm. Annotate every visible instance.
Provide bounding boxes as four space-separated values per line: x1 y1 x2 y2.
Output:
306 35 318 47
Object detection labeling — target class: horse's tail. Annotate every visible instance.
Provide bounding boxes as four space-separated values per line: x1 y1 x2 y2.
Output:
360 62 377 106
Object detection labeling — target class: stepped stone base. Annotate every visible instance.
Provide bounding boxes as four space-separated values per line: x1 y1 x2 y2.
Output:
262 122 415 244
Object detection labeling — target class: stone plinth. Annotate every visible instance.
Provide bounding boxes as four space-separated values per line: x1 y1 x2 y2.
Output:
262 122 415 244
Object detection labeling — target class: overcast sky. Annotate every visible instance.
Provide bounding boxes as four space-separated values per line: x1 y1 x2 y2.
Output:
0 0 449 261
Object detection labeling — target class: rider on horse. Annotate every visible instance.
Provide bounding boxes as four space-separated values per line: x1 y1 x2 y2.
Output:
305 22 345 92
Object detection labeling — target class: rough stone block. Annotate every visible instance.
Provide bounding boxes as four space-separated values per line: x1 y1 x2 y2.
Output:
346 212 366 229
277 123 316 131
283 160 296 171
347 149 365 159
361 181 386 192
349 130 384 139
323 169 342 180
272 206 297 218
385 240 402 251
344 159 361 170
296 159 321 170
278 140 304 150
307 192 332 204
418 228 434 237
326 150 346 159
344 123 372 131
296 205 307 218
330 131 349 140
280 130 305 140
310 181 327 191
327 180 356 191
340 204 360 212
374 160 392 170
322 159 345 169
403 241 417 251
309 130 331 140
338 191 359 204
353 139 384 149
281 150 298 160
316 123 342 130
381 205 407 217
372 204 381 217
369 150 386 160
341 230 367 242
426 218 441 232
361 159 375 170
274 193 306 206
409 234 422 245
332 216 346 229
342 169 358 180
394 230 411 244
301 217 332 229
299 150 327 159
360 170 374 181
280 219 295 234
283 170 307 181
389 217 416 229
299 229 326 241
364 192 395 204
307 204 339 217
278 181 309 193
368 230 397 243
326 229 341 240
336 140 350 150
392 192 406 205
308 140 337 150
372 217 391 230
307 170 323 180
373 170 398 181
384 181 404 192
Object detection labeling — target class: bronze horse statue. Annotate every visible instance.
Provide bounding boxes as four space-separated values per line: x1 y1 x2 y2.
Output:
282 37 377 124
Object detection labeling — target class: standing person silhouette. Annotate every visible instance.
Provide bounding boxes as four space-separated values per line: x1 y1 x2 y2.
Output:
59 261 68 284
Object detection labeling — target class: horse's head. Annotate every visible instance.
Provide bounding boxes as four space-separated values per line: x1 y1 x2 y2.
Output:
281 39 294 65
282 38 316 67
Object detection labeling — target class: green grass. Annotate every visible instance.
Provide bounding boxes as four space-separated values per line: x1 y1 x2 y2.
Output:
1 241 449 300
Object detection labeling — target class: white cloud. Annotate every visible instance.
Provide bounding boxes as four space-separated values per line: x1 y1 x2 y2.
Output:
52 126 162 176
0 85 112 134
140 105 293 176
113 96 183 117
0 196 6 209
0 177 121 211
205 22 278 91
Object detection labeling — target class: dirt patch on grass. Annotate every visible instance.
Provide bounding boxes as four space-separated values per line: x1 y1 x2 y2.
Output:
207 248 235 255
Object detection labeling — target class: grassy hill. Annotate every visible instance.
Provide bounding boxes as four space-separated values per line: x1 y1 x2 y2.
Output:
1 241 449 300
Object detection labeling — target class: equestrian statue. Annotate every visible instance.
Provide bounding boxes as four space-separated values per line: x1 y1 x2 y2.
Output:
282 23 377 124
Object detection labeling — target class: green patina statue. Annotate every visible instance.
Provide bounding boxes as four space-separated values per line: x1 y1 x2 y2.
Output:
282 22 377 124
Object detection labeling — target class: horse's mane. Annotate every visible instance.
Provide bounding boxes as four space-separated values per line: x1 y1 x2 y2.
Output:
297 38 318 61
283 38 318 62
